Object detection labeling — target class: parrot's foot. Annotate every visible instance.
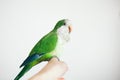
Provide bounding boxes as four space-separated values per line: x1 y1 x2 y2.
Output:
48 56 60 61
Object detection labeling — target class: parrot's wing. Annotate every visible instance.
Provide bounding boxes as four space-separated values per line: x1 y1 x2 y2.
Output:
20 53 45 68
29 32 58 55
20 32 58 67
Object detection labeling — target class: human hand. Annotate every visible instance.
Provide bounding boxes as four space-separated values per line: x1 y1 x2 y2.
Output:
29 58 68 80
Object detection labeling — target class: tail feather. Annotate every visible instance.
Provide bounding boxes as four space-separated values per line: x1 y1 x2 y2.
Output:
14 54 48 80
14 65 32 80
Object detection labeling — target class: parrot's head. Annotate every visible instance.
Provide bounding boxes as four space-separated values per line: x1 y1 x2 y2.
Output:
53 19 72 43
54 19 72 33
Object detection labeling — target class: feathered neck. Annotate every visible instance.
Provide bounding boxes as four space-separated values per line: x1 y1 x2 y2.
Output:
56 26 70 44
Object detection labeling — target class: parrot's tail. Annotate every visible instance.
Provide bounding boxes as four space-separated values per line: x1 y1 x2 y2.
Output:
14 65 32 80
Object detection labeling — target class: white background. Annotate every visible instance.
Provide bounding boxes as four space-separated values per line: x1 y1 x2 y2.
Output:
0 0 120 80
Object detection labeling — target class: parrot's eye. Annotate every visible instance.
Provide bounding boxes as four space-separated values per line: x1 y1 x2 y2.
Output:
63 23 66 25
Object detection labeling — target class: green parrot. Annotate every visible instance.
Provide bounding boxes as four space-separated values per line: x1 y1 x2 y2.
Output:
14 19 72 80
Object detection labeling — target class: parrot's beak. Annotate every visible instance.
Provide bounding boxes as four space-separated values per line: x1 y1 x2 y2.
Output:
68 26 72 33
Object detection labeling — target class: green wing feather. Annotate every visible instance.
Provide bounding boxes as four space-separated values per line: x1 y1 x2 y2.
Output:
21 31 58 67
29 31 58 56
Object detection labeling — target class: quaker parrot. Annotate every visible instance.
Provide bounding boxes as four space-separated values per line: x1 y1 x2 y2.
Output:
14 19 72 80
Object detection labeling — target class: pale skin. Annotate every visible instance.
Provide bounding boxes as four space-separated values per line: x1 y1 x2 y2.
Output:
29 58 68 80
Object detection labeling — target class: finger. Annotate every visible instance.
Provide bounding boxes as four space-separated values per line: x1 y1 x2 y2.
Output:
58 78 64 80
50 57 59 62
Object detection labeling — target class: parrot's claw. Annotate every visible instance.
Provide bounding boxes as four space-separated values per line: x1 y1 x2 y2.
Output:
48 56 60 61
